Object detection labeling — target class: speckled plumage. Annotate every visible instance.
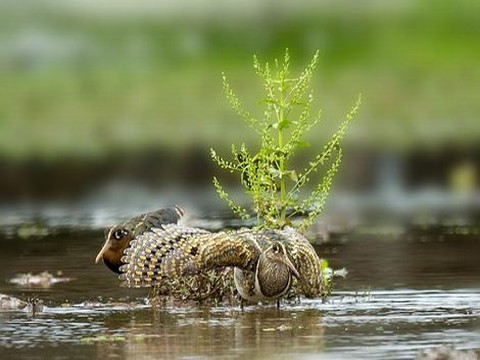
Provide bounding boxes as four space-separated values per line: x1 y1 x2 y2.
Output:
119 224 323 301
118 225 260 287
278 228 324 298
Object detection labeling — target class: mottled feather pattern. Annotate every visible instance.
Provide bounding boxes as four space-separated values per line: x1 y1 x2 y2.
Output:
119 224 323 299
119 225 263 287
130 206 184 235
198 229 261 271
284 230 323 298
256 257 291 298
119 225 208 287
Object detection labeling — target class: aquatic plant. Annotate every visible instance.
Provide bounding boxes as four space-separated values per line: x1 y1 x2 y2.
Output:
211 49 360 231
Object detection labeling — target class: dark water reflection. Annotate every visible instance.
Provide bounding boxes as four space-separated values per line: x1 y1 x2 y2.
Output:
0 228 479 359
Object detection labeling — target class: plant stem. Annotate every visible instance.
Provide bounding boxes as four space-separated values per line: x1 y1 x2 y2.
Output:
278 79 287 226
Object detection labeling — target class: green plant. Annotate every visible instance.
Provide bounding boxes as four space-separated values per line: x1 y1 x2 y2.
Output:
211 49 360 231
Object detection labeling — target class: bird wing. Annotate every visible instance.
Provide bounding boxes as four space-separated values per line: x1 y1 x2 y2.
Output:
128 206 184 236
119 225 208 287
105 206 184 239
119 225 261 288
197 228 262 271
285 230 323 298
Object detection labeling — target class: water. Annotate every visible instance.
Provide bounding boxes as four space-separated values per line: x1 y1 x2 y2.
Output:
0 227 479 359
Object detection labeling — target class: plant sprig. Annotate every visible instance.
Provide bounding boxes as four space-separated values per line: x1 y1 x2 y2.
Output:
211 49 360 230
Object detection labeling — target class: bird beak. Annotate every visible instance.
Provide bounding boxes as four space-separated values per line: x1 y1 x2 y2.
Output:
282 255 301 280
95 241 110 264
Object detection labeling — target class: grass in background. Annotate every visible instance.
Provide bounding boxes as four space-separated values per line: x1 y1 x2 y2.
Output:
0 0 479 159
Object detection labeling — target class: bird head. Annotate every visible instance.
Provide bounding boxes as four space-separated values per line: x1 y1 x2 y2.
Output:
94 206 184 274
263 241 300 280
95 226 133 274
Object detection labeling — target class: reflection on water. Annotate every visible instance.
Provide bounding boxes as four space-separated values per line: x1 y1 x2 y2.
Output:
0 228 479 359
0 290 478 359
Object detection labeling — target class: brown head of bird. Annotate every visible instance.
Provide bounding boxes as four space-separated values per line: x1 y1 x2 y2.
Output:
95 227 133 274
95 207 184 274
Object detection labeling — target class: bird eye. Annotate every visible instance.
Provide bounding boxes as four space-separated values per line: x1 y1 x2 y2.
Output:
113 229 127 240
272 244 280 253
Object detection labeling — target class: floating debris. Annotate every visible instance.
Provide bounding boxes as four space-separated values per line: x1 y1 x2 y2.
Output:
80 335 127 344
24 297 46 315
417 346 480 360
16 223 50 239
0 293 28 311
8 271 74 288
0 294 46 314
73 300 137 311
333 267 348 279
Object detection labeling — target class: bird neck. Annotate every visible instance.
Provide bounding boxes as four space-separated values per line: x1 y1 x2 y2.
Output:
102 248 125 274
103 257 122 274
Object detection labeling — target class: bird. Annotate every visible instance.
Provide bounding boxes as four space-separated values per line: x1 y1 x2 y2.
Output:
233 228 324 301
118 224 323 302
95 206 184 274
233 240 299 302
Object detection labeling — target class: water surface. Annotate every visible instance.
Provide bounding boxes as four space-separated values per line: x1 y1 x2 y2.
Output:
0 227 478 359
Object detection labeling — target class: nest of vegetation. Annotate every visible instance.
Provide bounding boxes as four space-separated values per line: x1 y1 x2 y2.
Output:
149 268 239 306
148 268 333 307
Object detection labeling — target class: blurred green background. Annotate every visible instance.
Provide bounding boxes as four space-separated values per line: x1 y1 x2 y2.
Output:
0 0 479 203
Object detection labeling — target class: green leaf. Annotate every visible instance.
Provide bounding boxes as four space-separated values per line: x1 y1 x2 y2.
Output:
277 119 291 130
320 258 329 271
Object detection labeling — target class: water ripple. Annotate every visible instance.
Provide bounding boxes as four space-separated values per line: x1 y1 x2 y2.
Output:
0 289 477 359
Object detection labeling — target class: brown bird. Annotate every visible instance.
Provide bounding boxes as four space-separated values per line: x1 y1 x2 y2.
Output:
233 241 299 302
95 206 184 274
233 228 323 301
118 224 323 301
